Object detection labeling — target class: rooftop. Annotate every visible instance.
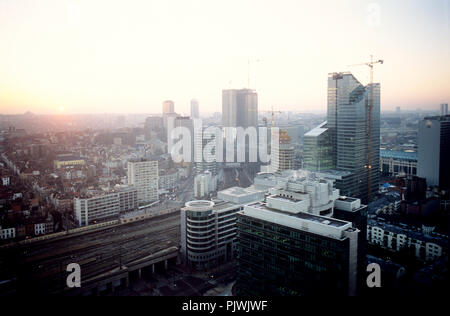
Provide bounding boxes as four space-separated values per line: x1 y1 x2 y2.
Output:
55 155 84 162
368 218 449 248
246 201 349 228
423 114 450 121
380 150 417 162
304 121 328 137
240 201 355 240
219 186 262 197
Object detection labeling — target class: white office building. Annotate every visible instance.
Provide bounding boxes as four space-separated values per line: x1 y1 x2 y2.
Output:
194 171 217 199
180 200 242 270
75 193 120 227
127 159 158 205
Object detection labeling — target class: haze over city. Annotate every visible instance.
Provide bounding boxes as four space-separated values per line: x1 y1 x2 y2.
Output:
1 0 450 303
0 0 449 115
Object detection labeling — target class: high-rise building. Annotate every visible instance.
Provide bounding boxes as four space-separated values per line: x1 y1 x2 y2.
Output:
237 170 367 295
236 199 360 296
190 99 200 119
269 129 295 173
222 89 258 129
194 171 217 199
440 103 448 116
127 159 158 205
173 116 195 164
144 116 163 139
303 121 334 171
162 100 175 114
326 72 380 202
162 100 179 132
195 126 218 175
417 115 450 189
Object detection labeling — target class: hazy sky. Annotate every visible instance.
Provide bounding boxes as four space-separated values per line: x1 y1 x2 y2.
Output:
0 0 449 115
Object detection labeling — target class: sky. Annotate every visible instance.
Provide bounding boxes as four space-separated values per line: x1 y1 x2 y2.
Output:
0 0 449 115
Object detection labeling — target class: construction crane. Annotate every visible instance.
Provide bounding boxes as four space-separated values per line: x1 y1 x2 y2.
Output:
270 106 282 126
348 55 383 201
262 106 281 127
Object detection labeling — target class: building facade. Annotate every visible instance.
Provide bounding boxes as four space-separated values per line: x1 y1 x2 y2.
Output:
270 129 295 173
75 193 121 226
327 72 380 202
181 200 242 270
127 160 158 205
236 172 367 295
190 99 200 119
222 89 258 129
417 115 450 189
53 155 85 169
162 100 174 114
367 219 448 262
236 200 359 296
194 171 217 199
380 150 417 176
303 121 333 171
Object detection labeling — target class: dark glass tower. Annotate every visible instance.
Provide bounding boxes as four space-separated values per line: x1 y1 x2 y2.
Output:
236 201 360 296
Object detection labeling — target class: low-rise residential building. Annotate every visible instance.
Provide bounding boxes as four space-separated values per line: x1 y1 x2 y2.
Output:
54 155 86 169
367 218 448 262
380 150 417 176
0 226 16 240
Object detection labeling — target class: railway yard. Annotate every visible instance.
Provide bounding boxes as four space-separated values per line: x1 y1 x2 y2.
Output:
0 211 181 295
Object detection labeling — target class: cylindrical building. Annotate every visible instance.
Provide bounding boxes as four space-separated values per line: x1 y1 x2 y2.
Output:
181 200 240 270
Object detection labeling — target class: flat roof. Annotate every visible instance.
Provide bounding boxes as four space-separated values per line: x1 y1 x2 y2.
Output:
304 121 328 137
56 155 83 161
338 197 358 202
380 150 417 162
246 201 349 228
368 219 449 248
240 202 355 240
219 186 262 197
213 200 241 212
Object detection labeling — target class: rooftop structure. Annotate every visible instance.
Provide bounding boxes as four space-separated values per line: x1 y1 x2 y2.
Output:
217 186 265 205
380 150 417 162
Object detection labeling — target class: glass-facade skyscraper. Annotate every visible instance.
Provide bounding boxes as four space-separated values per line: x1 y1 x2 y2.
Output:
327 72 380 202
303 73 380 202
303 121 334 171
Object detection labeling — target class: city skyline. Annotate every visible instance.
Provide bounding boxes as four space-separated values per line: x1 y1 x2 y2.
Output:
0 0 449 115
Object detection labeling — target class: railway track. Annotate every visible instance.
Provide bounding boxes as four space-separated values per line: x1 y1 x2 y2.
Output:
0 212 181 293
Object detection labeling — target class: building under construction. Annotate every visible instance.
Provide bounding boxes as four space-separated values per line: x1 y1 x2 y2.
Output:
304 71 381 203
